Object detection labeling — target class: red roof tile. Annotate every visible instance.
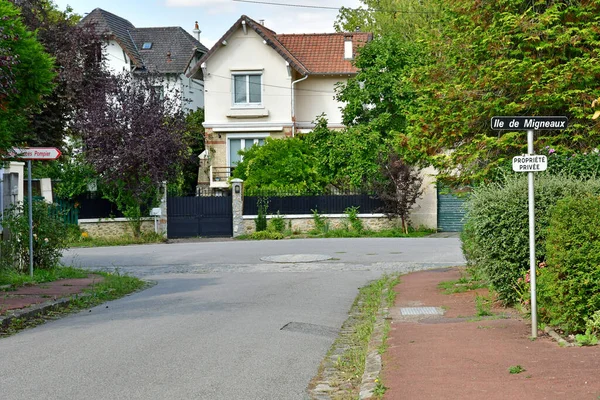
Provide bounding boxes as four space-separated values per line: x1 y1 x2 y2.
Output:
188 16 372 78
276 32 372 75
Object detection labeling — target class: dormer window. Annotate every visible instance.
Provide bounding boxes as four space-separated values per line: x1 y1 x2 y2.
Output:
142 42 153 50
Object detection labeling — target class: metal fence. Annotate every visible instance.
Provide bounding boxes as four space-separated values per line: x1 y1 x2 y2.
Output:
243 193 383 215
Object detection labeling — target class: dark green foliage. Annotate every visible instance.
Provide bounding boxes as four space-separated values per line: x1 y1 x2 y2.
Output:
169 108 205 196
0 0 55 150
268 212 286 233
304 116 386 188
232 136 327 193
255 197 268 232
405 0 600 185
538 195 600 333
461 175 600 304
0 201 68 271
345 206 364 233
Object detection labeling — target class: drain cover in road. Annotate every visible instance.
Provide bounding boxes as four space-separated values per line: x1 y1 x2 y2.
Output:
400 307 444 316
260 254 332 263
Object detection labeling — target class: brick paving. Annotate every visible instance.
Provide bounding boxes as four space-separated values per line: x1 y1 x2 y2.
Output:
0 275 103 314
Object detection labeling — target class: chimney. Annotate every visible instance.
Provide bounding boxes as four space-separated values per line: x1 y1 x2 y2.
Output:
259 19 265 26
193 21 201 42
344 34 353 60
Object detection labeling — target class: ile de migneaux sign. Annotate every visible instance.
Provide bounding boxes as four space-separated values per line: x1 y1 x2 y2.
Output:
491 116 568 130
512 155 547 172
9 147 61 160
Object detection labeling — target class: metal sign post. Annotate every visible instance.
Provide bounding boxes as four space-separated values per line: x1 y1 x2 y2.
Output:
27 160 34 278
526 129 537 338
9 148 62 278
491 116 568 338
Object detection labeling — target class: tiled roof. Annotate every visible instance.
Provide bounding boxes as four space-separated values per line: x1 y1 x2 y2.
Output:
80 8 208 74
80 8 142 67
277 32 372 75
130 27 208 74
188 15 371 78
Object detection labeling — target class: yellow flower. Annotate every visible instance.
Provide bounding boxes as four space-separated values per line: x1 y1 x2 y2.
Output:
81 232 89 239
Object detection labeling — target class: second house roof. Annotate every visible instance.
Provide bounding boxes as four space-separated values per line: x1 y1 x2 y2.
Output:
188 15 372 78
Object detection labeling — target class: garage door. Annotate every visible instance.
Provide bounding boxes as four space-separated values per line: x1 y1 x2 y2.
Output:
437 188 467 232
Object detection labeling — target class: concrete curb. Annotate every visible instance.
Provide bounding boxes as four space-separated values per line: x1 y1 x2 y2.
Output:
544 326 575 347
0 280 156 333
0 294 91 330
359 303 388 399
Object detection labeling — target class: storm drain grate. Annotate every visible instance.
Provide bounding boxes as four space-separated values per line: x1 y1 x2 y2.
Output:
280 322 339 338
400 307 444 316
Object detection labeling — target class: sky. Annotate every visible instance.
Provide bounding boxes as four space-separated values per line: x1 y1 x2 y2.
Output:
52 0 364 49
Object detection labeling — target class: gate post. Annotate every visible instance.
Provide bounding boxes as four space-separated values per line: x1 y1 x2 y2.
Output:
158 181 168 238
231 178 244 237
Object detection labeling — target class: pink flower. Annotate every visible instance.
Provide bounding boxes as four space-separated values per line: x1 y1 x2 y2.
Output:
548 148 555 154
525 272 530 283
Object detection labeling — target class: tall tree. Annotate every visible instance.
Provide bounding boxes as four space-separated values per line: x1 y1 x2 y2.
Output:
335 0 443 39
11 0 106 147
403 0 600 185
75 73 188 236
0 0 55 151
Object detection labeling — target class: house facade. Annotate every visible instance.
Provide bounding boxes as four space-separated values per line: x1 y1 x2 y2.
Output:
187 15 372 191
81 8 208 110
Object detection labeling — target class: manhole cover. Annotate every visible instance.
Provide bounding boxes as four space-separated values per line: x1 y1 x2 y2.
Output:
400 307 444 316
260 254 332 263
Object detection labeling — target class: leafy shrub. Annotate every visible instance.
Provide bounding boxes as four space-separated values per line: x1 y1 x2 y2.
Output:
0 201 69 271
344 206 364 232
311 209 329 234
537 195 600 333
268 212 286 233
255 197 268 232
247 231 284 240
461 175 600 304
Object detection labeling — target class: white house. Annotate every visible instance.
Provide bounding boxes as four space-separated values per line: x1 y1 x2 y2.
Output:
186 15 372 190
81 8 208 110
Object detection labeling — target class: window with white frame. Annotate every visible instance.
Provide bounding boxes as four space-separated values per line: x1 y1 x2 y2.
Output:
228 136 267 166
232 73 262 106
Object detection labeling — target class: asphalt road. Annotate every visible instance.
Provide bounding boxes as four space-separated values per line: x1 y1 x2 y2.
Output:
0 237 465 400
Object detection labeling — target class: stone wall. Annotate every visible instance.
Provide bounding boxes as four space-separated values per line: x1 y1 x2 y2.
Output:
79 218 156 238
241 214 402 234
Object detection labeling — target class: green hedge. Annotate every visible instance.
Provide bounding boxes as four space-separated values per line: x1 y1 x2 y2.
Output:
538 195 600 333
461 175 600 304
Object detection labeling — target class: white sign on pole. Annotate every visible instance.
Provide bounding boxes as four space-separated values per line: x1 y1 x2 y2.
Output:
10 147 62 160
492 116 568 338
512 155 548 172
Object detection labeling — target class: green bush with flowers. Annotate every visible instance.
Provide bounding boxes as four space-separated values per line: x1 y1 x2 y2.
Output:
0 200 69 271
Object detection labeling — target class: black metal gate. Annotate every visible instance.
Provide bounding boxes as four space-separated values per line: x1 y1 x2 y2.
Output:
167 196 233 238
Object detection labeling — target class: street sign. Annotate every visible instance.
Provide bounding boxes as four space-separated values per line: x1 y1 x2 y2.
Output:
512 155 547 172
491 116 568 130
10 147 62 160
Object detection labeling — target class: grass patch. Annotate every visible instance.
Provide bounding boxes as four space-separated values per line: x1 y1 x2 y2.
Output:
0 266 89 287
236 227 434 240
68 232 166 248
1 269 146 337
438 275 487 294
311 274 399 397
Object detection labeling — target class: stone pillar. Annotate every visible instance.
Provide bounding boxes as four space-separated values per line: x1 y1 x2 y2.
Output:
231 178 244 237
40 178 53 204
158 181 168 238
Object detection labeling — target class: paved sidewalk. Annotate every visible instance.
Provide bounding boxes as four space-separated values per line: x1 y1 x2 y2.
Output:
0 275 103 328
382 268 600 400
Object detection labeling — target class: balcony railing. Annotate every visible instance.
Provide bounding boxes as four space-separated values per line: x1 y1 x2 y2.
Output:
209 166 235 188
